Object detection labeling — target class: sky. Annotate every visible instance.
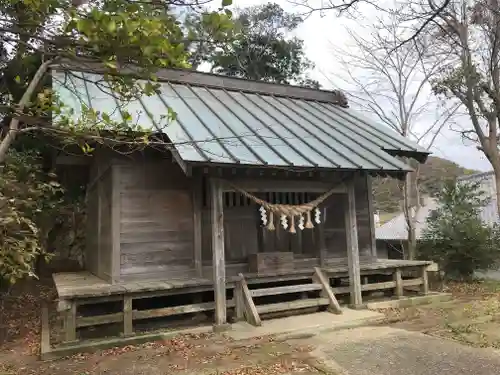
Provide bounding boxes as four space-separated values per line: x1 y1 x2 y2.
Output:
216 0 493 172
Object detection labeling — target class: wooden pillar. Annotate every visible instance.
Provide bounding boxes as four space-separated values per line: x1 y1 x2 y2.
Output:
366 174 377 258
123 296 133 336
421 266 429 295
394 269 403 298
315 218 327 268
345 180 362 307
210 178 229 330
193 174 203 277
111 164 121 283
64 301 77 342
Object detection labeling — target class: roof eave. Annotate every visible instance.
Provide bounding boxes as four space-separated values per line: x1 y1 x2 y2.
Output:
384 149 431 164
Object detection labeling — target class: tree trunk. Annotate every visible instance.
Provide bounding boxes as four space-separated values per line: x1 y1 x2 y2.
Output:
403 161 420 260
493 165 500 218
0 59 53 163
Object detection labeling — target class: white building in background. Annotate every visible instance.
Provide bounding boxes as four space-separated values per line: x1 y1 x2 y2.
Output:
375 171 500 259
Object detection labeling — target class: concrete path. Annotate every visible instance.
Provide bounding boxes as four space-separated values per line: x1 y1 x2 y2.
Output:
309 326 500 375
226 310 384 340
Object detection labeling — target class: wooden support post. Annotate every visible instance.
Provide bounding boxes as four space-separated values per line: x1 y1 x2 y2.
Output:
111 165 121 283
64 302 77 343
366 174 377 258
123 296 133 336
193 174 203 277
238 273 261 326
40 306 50 359
421 267 429 295
315 216 327 268
345 180 362 307
394 269 403 298
210 178 229 330
234 283 245 322
313 267 342 314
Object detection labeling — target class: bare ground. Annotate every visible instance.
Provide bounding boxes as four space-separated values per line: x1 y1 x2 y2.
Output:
380 280 500 348
3 277 500 375
0 278 323 375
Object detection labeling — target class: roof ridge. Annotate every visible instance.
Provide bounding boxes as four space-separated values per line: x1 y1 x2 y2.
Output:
53 58 349 107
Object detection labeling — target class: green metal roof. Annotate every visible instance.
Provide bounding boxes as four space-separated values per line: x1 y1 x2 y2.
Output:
52 68 429 171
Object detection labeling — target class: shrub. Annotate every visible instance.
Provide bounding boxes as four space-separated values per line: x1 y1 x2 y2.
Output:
418 180 500 280
0 150 63 285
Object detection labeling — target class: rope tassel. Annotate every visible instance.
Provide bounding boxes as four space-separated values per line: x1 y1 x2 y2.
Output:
305 211 314 229
289 215 296 234
267 211 275 231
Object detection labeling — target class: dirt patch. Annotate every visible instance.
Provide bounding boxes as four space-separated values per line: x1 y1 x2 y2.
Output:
380 280 500 348
1 334 321 375
0 278 323 375
0 277 57 354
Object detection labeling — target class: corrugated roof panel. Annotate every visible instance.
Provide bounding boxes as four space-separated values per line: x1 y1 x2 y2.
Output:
331 104 427 153
138 86 205 162
285 98 410 170
208 90 297 166
258 95 361 169
160 83 234 163
82 73 126 124
53 72 89 120
246 93 352 168
187 86 264 165
51 69 429 171
227 91 322 167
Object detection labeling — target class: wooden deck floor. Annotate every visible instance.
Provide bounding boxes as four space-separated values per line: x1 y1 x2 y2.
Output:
53 259 432 300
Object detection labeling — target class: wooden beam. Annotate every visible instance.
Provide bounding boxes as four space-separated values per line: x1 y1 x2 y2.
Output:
257 298 329 314
250 283 322 297
366 174 377 258
111 165 121 283
55 154 91 166
315 218 327 268
222 179 346 193
238 273 261 326
404 277 424 287
54 61 348 106
192 174 203 277
64 302 77 343
134 301 235 320
210 178 227 328
123 296 133 336
345 180 362 307
421 267 429 295
313 267 342 314
168 147 190 176
394 269 403 298
40 306 51 359
234 283 245 322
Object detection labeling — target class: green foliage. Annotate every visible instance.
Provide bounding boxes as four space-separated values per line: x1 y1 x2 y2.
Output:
189 3 319 87
0 150 63 284
0 0 235 283
418 180 500 279
0 0 234 149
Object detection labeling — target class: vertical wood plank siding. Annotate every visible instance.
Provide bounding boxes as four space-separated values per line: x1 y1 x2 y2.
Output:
98 170 113 281
201 174 375 275
118 160 195 280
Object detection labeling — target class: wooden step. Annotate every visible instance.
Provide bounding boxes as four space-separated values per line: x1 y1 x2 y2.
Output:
250 283 322 297
257 298 329 315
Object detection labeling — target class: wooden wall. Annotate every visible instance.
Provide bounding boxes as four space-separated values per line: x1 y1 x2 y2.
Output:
323 176 375 266
201 174 376 276
118 158 195 281
85 158 114 282
85 151 377 282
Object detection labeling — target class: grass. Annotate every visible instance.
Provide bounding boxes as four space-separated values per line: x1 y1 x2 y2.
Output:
383 279 500 349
